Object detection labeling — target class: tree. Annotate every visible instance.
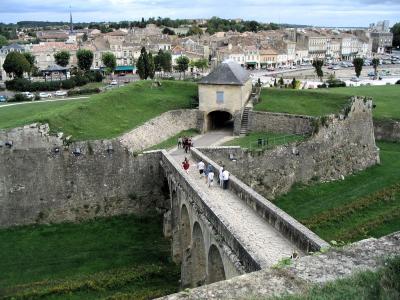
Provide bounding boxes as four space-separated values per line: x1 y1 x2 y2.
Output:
353 57 364 78
137 47 150 80
187 25 203 36
372 58 380 77
312 59 324 81
162 27 175 35
193 58 208 71
273 78 277 87
161 51 172 73
391 22 400 49
3 51 31 78
0 35 8 47
23 52 36 79
278 76 284 86
148 53 155 79
154 49 163 73
76 49 94 72
54 51 71 67
176 56 190 78
101 52 117 73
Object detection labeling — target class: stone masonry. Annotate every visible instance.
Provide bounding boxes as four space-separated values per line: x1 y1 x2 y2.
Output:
158 231 400 300
200 97 380 198
120 109 202 152
0 124 167 227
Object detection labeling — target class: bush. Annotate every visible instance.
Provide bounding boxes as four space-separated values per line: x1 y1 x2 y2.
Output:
8 93 29 102
73 74 90 87
5 78 31 91
318 83 327 88
67 88 101 96
86 71 104 83
61 79 76 90
396 79 400 85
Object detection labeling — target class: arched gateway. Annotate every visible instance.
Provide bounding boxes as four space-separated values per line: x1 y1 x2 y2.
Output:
198 61 252 132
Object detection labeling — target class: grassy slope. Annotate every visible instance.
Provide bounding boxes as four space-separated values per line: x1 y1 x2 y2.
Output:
274 142 400 243
268 257 400 300
0 80 197 141
0 214 179 299
223 132 306 149
255 85 400 120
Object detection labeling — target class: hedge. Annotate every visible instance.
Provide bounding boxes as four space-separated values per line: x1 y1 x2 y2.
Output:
5 72 104 92
67 88 101 96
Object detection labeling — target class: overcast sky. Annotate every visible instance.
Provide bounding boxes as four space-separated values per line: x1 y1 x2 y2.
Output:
0 0 399 27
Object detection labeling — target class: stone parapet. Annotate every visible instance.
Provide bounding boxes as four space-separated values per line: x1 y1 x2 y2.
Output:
158 231 400 300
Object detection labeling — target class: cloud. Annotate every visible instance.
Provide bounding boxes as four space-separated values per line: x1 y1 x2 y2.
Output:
0 0 399 26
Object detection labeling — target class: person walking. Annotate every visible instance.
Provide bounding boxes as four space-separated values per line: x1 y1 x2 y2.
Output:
222 169 230 190
207 168 215 188
197 160 205 179
177 136 182 149
205 164 213 184
182 157 190 174
219 165 225 188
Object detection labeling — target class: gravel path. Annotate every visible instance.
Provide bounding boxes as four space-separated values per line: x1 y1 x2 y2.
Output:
170 132 301 268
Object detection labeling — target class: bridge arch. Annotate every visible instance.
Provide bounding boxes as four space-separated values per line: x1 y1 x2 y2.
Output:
180 204 191 253
206 110 233 131
207 244 226 284
191 222 207 287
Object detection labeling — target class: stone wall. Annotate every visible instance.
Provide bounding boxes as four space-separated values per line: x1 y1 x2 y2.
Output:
0 125 167 228
119 109 202 152
248 111 315 135
199 97 380 199
374 119 400 142
158 231 400 300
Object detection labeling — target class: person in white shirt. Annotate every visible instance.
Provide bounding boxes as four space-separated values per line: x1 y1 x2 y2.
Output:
219 165 224 187
197 160 205 178
207 170 215 188
222 169 230 190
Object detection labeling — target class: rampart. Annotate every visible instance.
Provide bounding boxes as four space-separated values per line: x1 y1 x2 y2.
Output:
374 119 400 142
199 97 380 198
120 109 202 152
249 111 314 135
0 124 167 228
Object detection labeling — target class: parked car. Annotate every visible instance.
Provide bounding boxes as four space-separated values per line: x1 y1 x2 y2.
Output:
110 80 118 85
55 90 67 96
368 72 376 77
21 92 34 99
39 92 52 98
0 95 7 102
266 67 275 71
350 77 361 82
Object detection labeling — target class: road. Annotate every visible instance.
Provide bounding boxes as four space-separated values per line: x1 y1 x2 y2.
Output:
0 96 90 109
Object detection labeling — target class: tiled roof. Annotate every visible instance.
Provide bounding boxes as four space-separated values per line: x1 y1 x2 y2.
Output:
198 60 250 85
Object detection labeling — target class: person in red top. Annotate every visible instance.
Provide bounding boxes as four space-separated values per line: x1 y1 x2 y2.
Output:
182 157 190 174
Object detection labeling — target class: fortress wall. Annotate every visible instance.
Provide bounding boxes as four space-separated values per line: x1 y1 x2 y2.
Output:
249 111 315 135
119 109 202 152
374 119 400 142
198 97 380 199
0 125 166 228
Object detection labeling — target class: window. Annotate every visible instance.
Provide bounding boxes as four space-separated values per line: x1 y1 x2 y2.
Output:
216 91 224 104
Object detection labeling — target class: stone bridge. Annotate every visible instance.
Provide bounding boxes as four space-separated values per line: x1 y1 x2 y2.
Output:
159 149 329 288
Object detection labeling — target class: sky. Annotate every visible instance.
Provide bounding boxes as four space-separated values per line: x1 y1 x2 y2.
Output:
0 0 399 27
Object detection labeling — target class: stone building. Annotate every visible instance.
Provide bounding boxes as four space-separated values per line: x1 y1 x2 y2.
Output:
198 60 252 132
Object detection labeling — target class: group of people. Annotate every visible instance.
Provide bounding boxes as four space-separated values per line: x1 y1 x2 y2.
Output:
182 158 230 189
177 136 193 153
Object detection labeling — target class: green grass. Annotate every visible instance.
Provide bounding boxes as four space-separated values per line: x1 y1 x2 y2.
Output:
223 132 306 150
274 142 400 243
0 214 179 299
0 80 197 141
80 81 106 89
267 256 400 300
146 128 200 151
255 85 400 120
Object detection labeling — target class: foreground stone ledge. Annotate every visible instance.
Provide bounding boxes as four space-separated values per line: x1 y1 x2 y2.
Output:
158 231 400 300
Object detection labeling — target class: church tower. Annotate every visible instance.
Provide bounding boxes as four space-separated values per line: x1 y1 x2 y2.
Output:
69 6 73 33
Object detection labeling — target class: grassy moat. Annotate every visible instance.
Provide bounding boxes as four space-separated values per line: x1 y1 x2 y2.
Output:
0 214 179 299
